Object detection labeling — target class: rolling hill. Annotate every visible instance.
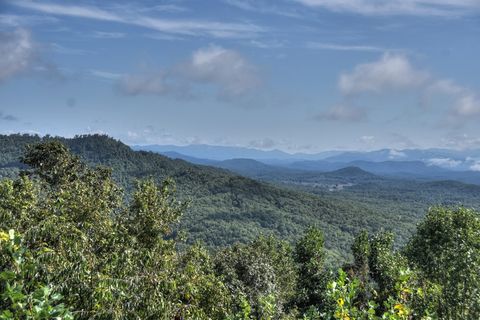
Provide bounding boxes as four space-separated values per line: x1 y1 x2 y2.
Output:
0 134 421 263
3 134 480 263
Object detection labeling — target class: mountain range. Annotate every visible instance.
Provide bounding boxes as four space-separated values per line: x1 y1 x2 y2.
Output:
134 144 480 168
3 135 480 265
134 144 480 184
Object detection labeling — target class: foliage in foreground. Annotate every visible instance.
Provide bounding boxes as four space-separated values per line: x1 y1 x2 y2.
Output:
1 141 479 319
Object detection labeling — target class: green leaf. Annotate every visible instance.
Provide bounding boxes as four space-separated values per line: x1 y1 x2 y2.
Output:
0 271 16 281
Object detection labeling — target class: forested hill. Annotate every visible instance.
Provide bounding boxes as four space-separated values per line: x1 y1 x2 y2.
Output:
0 134 417 262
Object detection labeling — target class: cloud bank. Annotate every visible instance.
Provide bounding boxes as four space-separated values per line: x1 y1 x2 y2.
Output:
319 53 480 124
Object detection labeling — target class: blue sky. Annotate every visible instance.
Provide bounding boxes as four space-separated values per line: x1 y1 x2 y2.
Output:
1 0 480 152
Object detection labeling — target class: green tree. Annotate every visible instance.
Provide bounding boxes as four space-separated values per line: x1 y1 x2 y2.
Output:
1 141 232 319
0 229 74 320
405 206 480 319
214 235 297 318
294 227 329 312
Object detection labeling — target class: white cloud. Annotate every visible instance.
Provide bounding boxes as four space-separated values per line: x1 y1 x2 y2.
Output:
388 149 406 159
294 0 480 17
0 28 35 83
425 79 480 122
470 161 480 172
307 42 385 52
13 1 264 39
441 134 480 150
339 53 429 95
179 45 261 98
335 53 480 125
124 127 202 146
119 45 261 100
359 135 376 146
249 138 277 149
315 104 367 121
452 93 480 117
427 158 462 168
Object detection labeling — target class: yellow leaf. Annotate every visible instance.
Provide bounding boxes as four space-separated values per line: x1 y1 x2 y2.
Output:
0 231 9 242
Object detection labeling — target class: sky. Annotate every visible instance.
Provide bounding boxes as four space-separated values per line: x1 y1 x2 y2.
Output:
1 0 480 152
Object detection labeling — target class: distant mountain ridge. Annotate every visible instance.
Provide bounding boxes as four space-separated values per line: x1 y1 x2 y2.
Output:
132 144 341 162
134 143 480 175
146 146 480 185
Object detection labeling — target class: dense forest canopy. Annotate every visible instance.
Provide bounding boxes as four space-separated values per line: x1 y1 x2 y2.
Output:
1 140 479 319
2 134 480 265
0 133 456 264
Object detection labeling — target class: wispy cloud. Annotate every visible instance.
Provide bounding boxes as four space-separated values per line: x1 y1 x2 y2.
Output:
0 14 58 27
294 0 480 17
89 70 123 81
223 0 303 18
92 31 126 39
307 42 385 52
50 43 92 55
139 4 188 13
12 1 265 39
13 1 123 22
0 28 35 83
144 33 185 41
248 39 286 49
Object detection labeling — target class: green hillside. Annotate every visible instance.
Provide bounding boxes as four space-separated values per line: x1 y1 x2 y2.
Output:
3 140 478 319
0 134 420 263
205 156 480 246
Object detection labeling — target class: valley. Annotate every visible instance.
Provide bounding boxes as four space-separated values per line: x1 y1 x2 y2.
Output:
3 134 480 264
